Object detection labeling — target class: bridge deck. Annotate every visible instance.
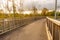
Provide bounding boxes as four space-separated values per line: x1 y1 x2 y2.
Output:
0 19 48 40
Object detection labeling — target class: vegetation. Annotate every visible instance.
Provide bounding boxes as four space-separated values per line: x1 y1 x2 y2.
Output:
41 8 60 17
0 13 42 19
41 8 48 16
0 5 41 19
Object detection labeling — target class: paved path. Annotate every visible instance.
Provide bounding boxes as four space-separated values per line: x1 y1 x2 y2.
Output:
0 19 48 40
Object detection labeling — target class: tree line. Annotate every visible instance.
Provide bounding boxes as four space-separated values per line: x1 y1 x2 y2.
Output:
41 8 60 16
0 7 60 19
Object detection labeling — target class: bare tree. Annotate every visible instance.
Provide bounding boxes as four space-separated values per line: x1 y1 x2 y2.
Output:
6 0 9 13
32 6 37 14
19 0 23 14
12 0 16 18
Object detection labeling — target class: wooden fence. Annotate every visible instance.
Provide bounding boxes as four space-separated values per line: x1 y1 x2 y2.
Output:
46 17 60 40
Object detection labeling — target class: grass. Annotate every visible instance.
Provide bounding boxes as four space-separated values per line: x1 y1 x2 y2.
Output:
47 16 60 19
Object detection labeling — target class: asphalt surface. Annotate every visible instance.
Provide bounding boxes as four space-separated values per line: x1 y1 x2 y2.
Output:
0 19 48 40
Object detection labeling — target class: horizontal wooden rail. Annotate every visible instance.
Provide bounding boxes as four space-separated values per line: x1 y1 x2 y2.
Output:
46 17 60 40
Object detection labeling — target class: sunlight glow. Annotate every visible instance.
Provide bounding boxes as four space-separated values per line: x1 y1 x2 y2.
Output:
22 11 32 14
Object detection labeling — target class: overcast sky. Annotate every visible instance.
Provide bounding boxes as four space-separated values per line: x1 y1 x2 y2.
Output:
0 0 60 13
23 0 60 10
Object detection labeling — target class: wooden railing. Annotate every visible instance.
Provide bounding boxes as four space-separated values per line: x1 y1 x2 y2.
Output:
46 17 60 40
0 16 44 35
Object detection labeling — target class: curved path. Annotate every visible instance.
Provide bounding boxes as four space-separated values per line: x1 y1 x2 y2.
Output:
0 19 48 40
